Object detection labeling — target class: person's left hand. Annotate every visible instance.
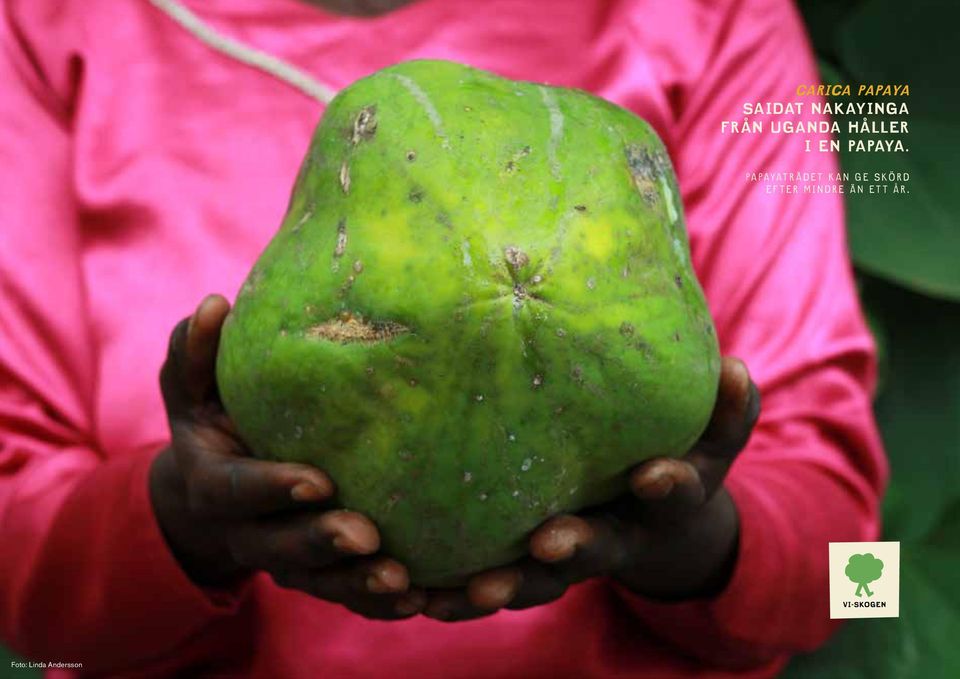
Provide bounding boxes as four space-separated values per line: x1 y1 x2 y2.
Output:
421 356 761 621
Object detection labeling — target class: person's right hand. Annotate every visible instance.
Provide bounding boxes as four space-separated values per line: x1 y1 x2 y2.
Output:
149 294 425 620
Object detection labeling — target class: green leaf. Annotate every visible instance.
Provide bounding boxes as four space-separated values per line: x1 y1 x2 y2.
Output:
840 122 960 301
855 273 889 394
836 0 956 121
816 60 846 90
784 506 960 678
825 0 960 300
795 0 866 64
801 0 960 299
858 276 960 541
783 276 960 677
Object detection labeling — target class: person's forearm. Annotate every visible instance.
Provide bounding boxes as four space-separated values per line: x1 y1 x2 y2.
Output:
1 445 245 671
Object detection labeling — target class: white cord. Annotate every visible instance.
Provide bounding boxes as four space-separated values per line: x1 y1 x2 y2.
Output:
148 0 337 105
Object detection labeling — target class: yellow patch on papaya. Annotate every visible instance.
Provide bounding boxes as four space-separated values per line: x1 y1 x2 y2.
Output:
582 220 615 259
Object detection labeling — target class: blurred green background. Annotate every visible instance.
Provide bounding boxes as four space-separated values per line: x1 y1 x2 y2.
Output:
784 0 959 677
1 0 956 677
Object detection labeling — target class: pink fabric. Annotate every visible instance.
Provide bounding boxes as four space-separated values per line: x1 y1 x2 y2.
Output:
0 0 887 677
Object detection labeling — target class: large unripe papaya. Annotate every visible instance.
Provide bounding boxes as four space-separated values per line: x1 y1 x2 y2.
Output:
216 60 720 586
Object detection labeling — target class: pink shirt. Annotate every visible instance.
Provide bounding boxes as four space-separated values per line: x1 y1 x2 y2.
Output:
0 0 887 676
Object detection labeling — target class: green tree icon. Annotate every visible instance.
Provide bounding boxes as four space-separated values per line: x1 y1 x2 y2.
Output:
845 553 883 597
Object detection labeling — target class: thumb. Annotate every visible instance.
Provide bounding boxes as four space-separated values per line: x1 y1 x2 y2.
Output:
685 356 760 498
161 294 231 419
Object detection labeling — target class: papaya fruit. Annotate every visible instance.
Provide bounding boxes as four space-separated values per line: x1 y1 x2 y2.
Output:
216 60 720 586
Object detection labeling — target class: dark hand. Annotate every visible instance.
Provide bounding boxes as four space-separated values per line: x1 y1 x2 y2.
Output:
149 295 425 619
423 357 761 621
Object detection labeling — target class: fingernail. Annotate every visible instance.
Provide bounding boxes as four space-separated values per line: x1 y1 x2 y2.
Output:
366 574 388 593
366 571 406 594
332 534 352 552
638 473 674 500
332 533 373 554
536 526 575 562
470 569 522 610
291 482 327 502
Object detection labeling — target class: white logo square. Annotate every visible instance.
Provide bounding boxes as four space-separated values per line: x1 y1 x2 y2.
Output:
829 541 900 619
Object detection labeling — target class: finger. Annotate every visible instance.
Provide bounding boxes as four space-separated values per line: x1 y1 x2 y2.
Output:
423 588 497 623
626 457 706 521
698 356 761 457
160 316 194 421
277 558 423 621
529 514 627 573
160 295 231 419
622 359 759 520
226 509 380 571
687 357 761 497
459 513 624 614
180 447 336 518
466 561 571 612
184 294 231 404
466 567 524 610
275 555 408 597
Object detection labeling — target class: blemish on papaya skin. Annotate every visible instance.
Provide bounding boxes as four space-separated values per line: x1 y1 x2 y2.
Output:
334 219 348 257
625 144 668 207
351 106 378 145
626 144 669 179
291 206 314 233
339 161 351 194
409 187 425 203
394 354 415 368
633 338 655 359
512 284 528 310
406 150 417 162
504 246 530 271
306 312 409 343
503 146 531 174
338 274 356 297
573 204 587 212
570 365 584 385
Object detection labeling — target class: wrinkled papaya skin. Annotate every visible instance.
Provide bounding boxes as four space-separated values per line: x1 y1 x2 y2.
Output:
216 60 720 586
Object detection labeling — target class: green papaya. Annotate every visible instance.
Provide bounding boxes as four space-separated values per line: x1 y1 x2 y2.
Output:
216 59 720 587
